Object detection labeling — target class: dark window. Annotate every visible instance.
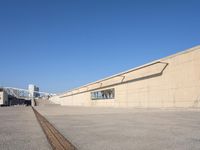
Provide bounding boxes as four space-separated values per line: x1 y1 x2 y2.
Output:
91 88 115 100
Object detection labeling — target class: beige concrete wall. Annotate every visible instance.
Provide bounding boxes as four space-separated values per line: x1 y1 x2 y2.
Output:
50 45 200 108
0 92 3 105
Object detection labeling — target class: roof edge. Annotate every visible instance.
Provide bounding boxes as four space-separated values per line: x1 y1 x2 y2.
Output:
58 44 200 96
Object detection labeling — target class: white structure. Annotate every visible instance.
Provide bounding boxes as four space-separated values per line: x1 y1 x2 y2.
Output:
0 88 8 106
28 84 39 98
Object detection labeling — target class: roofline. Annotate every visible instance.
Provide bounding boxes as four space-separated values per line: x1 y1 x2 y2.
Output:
161 44 200 61
58 44 200 96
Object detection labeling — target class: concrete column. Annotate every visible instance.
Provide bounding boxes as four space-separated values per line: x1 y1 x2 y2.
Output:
31 98 35 106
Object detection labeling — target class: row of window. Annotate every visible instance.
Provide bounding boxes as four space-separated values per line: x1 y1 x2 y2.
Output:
91 88 115 100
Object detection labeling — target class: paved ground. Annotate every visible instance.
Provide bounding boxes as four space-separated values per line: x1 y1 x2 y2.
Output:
0 106 51 150
1 106 200 150
36 106 200 150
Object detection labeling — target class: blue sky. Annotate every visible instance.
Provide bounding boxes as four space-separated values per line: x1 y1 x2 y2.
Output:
0 0 199 93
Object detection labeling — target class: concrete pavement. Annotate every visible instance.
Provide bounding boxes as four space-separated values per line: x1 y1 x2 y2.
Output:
36 106 200 150
1 105 200 150
0 106 51 150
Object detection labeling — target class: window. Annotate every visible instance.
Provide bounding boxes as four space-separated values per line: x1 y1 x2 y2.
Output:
91 88 115 100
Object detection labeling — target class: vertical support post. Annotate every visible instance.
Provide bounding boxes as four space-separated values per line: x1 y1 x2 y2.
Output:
31 98 35 106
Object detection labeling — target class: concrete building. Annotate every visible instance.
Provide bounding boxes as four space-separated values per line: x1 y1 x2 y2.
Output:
0 88 8 106
50 45 200 108
28 84 40 98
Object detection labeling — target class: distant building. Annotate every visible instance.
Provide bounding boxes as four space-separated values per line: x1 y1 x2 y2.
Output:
50 45 200 108
0 88 8 106
28 84 40 98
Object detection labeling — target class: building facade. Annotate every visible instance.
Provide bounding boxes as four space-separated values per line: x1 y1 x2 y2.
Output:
0 88 8 106
50 45 200 108
28 84 40 98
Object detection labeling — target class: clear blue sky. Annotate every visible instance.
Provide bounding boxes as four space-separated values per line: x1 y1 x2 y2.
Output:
0 0 199 93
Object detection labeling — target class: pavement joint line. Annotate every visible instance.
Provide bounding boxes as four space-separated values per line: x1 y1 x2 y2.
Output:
32 107 77 150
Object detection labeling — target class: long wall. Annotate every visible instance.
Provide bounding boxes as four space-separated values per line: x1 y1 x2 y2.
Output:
50 45 200 108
